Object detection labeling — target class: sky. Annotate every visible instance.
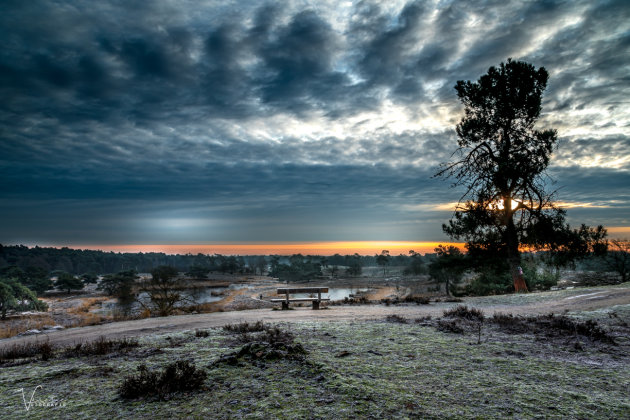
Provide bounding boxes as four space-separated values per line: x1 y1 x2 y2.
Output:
1 0 629 255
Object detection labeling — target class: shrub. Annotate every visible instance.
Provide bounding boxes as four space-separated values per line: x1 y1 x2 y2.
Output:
195 329 210 338
465 271 513 296
223 321 266 334
521 261 559 291
214 324 306 365
489 313 616 344
491 313 529 333
534 314 615 344
64 336 139 357
119 360 207 399
437 319 464 334
0 340 54 362
385 314 408 323
403 295 430 305
443 305 484 321
39 341 53 361
260 325 295 345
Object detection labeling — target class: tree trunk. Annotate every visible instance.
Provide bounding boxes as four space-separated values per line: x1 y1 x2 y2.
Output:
506 218 528 293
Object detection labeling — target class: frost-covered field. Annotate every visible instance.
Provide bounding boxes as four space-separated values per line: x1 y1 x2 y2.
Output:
1 303 629 419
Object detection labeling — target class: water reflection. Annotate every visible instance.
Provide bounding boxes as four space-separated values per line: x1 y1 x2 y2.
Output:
104 285 370 315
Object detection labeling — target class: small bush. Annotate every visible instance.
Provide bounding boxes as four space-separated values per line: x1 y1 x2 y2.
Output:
437 319 464 334
403 295 430 305
385 314 408 323
491 313 529 333
260 325 295 345
223 321 266 334
521 262 559 291
337 295 370 305
39 341 53 361
489 313 616 344
195 329 210 338
0 340 54 362
443 305 484 321
64 336 139 357
465 271 513 296
234 340 307 362
534 314 615 344
119 360 207 399
214 324 306 365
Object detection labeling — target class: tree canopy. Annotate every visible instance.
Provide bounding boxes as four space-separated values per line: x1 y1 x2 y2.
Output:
436 59 606 291
0 278 48 319
54 272 84 294
428 245 467 296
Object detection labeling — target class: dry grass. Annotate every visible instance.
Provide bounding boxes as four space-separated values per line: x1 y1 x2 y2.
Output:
0 315 56 339
190 302 224 313
67 297 108 315
76 312 109 327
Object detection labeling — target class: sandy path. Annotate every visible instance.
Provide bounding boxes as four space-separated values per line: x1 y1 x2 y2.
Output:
2 285 629 350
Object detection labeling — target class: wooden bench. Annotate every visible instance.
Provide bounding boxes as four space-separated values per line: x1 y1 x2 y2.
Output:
271 287 330 310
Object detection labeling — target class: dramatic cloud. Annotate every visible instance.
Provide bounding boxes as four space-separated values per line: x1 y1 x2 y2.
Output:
1 0 629 246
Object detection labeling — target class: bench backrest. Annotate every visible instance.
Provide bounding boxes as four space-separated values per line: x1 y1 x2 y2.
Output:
277 287 329 294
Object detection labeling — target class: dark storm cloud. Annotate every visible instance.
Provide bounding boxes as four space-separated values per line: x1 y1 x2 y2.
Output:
1 0 628 119
0 162 449 243
1 0 629 244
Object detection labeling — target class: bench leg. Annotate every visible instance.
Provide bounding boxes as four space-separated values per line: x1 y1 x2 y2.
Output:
281 301 289 310
312 300 320 310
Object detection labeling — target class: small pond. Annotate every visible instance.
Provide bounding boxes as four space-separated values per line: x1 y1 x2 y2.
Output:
101 283 253 315
100 285 371 315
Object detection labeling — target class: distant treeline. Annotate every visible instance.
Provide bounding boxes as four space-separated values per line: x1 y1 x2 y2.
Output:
0 244 431 276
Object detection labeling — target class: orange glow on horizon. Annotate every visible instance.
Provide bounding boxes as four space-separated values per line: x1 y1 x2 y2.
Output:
53 241 466 256
608 226 630 238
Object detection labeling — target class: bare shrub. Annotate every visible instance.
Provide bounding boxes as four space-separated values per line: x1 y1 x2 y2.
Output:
223 321 266 334
437 319 464 334
214 324 306 365
195 329 210 338
443 305 484 321
119 360 207 399
403 295 430 305
415 316 432 324
63 336 139 357
385 314 408 323
0 340 53 362
490 313 616 344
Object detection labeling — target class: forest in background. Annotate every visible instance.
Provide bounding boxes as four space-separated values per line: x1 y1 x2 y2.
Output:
0 244 425 276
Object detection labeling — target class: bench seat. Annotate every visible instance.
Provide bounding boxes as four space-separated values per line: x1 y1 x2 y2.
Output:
277 287 329 294
270 298 331 302
274 287 330 310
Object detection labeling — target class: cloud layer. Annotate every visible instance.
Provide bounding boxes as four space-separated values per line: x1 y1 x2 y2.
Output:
1 0 629 245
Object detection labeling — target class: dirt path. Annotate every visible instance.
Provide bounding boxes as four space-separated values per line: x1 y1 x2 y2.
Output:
2 285 629 350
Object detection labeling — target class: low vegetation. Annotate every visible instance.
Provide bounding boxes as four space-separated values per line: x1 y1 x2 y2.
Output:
1 303 627 418
0 336 139 365
119 360 207 400
443 305 484 321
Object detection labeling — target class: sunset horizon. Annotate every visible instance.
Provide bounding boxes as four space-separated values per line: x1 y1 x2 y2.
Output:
18 241 465 257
